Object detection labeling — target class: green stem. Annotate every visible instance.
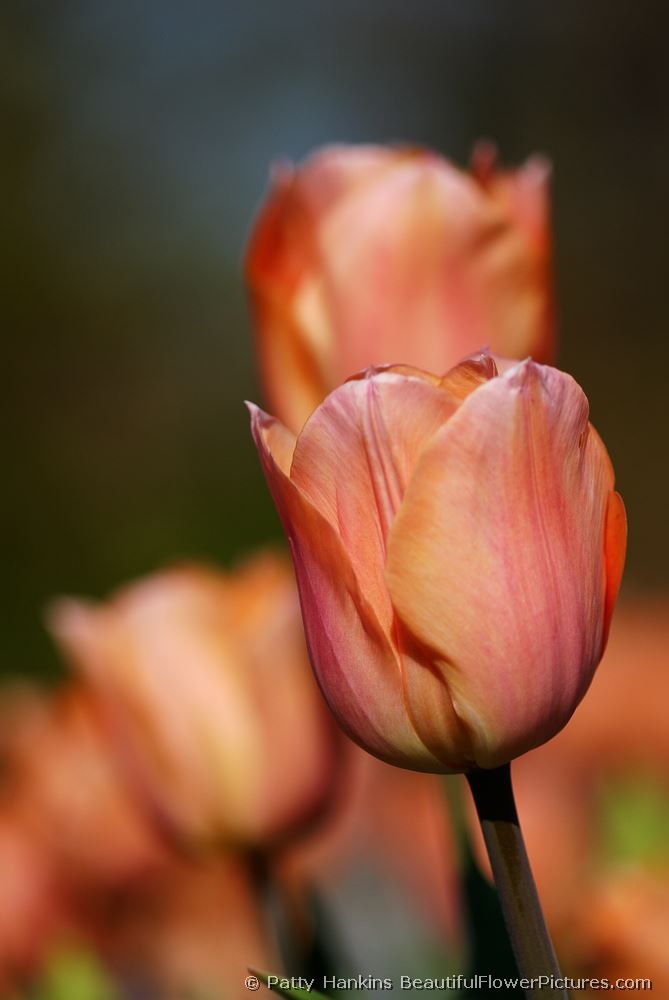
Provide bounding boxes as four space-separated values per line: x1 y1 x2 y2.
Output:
466 763 569 1000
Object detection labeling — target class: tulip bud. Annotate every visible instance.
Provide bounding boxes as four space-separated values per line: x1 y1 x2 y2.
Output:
246 143 553 433
48 553 341 849
249 354 626 772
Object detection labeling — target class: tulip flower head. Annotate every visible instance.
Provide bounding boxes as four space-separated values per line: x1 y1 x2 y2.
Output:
246 143 553 433
250 354 626 773
48 553 340 850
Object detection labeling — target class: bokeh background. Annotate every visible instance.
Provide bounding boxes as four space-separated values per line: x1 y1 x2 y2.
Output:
3 0 668 680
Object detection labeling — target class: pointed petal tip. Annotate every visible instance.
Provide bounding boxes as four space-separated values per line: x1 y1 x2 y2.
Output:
245 399 263 434
522 153 552 183
245 399 261 418
247 403 297 475
245 399 274 427
43 596 99 657
269 158 295 186
500 355 543 386
470 139 499 183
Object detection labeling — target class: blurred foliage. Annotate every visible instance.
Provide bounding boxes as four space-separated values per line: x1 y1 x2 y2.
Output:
597 774 669 870
32 947 117 1000
2 0 669 683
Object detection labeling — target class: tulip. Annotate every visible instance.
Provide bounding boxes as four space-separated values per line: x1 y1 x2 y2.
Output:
249 353 627 773
3 685 166 890
575 871 669 993
0 815 68 991
48 553 340 849
246 143 553 433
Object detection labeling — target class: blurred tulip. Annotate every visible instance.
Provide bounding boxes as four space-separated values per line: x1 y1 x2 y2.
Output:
246 142 553 433
4 686 166 892
48 552 341 850
250 354 626 772
101 856 276 1000
575 871 669 993
0 814 68 993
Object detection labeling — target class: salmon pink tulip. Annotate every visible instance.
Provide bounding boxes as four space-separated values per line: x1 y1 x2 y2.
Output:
250 354 626 772
48 553 341 849
3 685 166 890
0 816 68 990
246 143 553 433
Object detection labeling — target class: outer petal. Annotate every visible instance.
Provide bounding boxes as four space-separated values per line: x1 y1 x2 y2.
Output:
245 147 406 433
471 143 553 362
288 369 458 634
386 360 625 767
602 488 627 647
249 403 443 770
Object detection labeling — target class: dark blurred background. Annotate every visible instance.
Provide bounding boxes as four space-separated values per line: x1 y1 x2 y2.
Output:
3 1 668 681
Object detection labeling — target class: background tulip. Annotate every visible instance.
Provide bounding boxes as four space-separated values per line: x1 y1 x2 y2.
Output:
2 685 165 892
100 856 277 1000
48 552 341 849
0 815 68 992
250 354 626 773
246 143 553 433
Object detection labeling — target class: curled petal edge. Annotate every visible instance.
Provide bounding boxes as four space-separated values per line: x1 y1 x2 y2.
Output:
248 403 444 771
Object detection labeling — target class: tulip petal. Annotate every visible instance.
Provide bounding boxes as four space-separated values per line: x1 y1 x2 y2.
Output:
438 351 499 401
602 489 627 647
319 153 552 374
249 403 443 770
288 369 458 634
386 360 623 767
245 147 410 433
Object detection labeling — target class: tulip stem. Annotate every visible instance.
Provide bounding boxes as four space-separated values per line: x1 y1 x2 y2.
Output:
466 764 568 1000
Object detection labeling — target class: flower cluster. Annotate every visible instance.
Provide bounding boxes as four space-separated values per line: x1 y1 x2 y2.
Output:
1 142 636 997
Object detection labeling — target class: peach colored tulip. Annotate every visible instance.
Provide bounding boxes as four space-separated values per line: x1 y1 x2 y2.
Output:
575 871 669 994
48 553 341 849
246 143 553 433
0 814 69 992
4 685 166 892
250 354 626 772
